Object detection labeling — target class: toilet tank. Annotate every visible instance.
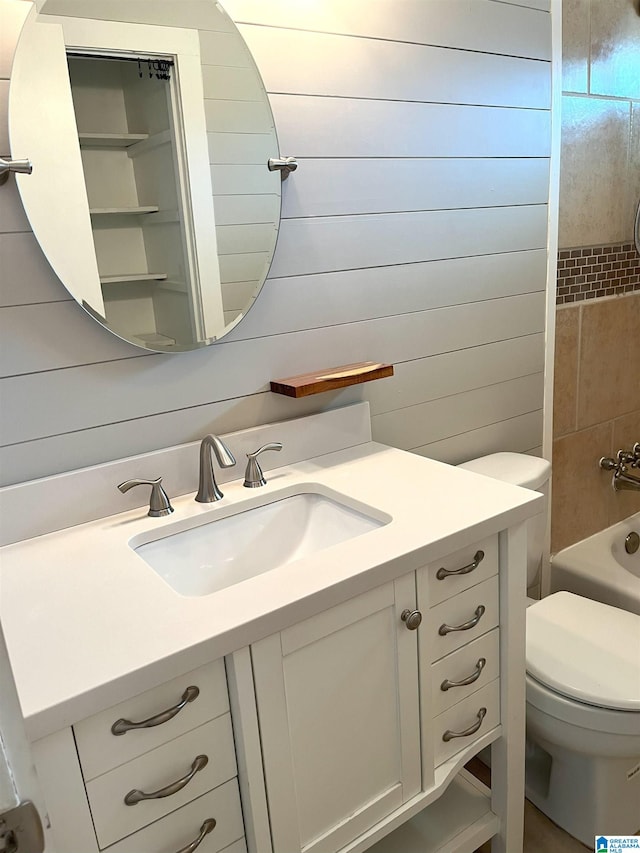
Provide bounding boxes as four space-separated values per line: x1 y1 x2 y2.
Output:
458 453 551 588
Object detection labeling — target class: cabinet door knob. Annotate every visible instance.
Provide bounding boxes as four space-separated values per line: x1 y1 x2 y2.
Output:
401 608 422 630
174 819 217 853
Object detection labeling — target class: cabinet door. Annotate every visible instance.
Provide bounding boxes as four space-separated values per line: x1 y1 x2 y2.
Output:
251 575 421 853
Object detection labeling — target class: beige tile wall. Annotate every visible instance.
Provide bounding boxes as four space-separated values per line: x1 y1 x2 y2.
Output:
559 1 640 248
552 293 640 552
552 1 640 552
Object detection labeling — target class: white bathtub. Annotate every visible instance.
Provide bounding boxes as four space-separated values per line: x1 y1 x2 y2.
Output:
550 512 640 614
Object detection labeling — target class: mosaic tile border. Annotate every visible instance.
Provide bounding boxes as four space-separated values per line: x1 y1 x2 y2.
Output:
556 242 640 305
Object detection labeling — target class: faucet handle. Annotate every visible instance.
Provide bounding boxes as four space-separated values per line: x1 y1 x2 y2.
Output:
243 442 283 488
118 477 174 517
617 448 635 465
599 456 617 471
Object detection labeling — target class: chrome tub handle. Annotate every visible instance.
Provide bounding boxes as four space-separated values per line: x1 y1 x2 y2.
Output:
441 658 486 692
111 686 199 735
439 605 486 636
124 755 208 805
174 819 217 853
442 707 487 742
436 550 484 580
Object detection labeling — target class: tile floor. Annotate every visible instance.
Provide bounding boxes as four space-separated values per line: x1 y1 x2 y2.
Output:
475 799 590 852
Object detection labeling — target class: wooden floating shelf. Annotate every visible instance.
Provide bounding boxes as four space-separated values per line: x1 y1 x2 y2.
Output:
78 132 149 148
100 273 168 285
271 361 394 398
90 206 159 216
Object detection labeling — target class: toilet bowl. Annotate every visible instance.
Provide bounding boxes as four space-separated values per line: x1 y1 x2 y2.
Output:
458 453 640 845
525 592 640 844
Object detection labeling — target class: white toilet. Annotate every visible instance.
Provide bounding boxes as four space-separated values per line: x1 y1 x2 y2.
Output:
458 453 640 845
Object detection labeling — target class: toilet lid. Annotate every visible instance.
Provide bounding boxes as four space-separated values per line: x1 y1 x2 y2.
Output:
458 452 551 490
526 592 640 711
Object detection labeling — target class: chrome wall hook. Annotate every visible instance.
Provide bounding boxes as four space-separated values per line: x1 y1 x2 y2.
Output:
0 156 32 185
268 156 298 179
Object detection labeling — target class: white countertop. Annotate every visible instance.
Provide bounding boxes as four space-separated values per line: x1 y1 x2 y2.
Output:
0 442 541 740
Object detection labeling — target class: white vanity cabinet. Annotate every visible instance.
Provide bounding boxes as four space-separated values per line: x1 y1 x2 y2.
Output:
251 574 421 853
2 414 535 853
20 526 527 853
247 532 520 853
37 659 248 853
28 526 525 853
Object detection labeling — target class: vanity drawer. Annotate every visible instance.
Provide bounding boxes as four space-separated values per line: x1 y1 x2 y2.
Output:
427 575 499 662
425 535 498 607
433 679 500 767
74 659 229 781
431 629 500 716
86 715 237 848
104 779 246 853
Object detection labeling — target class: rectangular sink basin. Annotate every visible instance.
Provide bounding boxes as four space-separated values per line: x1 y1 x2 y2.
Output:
133 492 387 596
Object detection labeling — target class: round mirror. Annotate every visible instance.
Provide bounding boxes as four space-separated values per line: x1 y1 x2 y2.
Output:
9 0 282 351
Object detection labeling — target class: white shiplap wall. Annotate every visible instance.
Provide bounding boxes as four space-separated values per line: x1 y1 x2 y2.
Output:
0 0 551 486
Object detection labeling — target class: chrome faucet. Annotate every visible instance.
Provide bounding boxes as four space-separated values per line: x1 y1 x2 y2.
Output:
599 444 640 492
195 435 236 502
613 468 640 492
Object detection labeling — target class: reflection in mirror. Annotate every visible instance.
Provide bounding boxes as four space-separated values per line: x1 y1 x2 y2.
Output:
10 1 282 351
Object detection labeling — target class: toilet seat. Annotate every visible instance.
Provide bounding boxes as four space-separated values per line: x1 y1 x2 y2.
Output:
526 592 640 712
526 674 640 740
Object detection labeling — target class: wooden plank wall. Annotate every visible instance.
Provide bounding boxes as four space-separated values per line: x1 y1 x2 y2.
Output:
0 0 551 486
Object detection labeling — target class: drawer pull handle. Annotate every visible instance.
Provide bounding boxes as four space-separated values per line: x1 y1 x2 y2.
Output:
436 550 484 580
175 818 217 853
439 605 486 636
111 686 200 735
442 707 487 742
401 608 423 630
124 754 208 805
441 658 486 692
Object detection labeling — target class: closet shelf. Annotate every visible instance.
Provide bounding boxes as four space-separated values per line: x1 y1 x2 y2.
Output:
90 206 160 216
100 273 168 285
127 129 172 158
78 132 149 148
132 331 177 347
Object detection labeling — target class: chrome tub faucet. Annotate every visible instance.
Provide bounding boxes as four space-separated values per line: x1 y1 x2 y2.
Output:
196 435 236 502
599 443 640 492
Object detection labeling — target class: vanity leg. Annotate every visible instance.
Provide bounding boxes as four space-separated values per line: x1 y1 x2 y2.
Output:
490 522 527 853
